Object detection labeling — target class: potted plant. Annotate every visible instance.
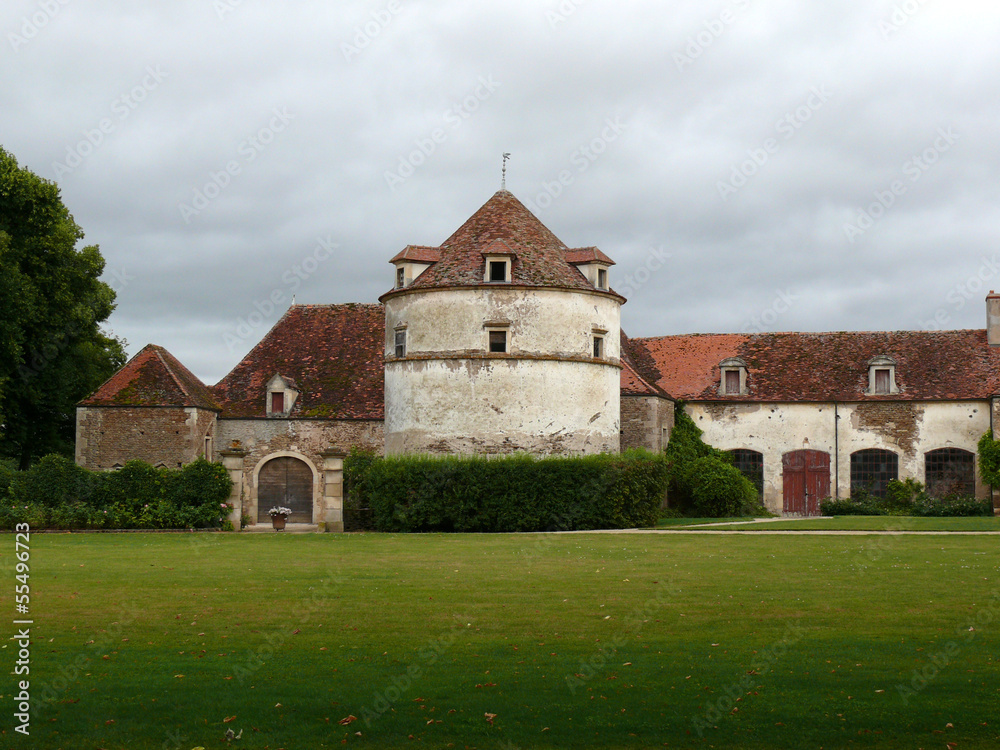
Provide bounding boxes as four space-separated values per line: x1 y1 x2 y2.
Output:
268 506 292 531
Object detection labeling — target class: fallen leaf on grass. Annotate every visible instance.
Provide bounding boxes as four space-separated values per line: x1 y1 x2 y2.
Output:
338 715 357 725
223 715 236 723
485 712 497 725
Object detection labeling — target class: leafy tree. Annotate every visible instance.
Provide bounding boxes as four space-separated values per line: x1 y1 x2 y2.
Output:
0 147 125 468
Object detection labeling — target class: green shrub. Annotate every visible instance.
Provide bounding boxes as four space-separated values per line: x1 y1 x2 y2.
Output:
822 478 992 517
688 455 763 517
978 431 1000 488
820 497 881 516
664 402 735 513
345 449 668 533
0 455 232 530
9 454 97 507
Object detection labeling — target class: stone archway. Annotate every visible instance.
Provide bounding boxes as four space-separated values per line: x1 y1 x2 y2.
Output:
256 456 314 523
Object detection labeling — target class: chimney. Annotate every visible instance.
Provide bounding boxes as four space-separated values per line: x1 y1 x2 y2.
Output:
988 291 1000 346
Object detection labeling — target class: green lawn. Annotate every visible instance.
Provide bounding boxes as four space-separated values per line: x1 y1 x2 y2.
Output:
720 516 1000 532
5 532 1000 749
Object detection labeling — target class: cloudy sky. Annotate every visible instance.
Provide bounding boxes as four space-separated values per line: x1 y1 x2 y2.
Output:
4 0 999 383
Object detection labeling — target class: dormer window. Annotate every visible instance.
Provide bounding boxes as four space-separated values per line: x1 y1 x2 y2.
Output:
867 356 899 395
266 374 298 416
719 357 748 396
486 259 510 283
396 266 405 288
597 268 608 290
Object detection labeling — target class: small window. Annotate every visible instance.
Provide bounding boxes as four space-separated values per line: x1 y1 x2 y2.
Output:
489 330 507 353
874 368 890 394
489 260 507 282
395 330 406 358
270 392 284 413
593 335 604 358
396 266 405 288
725 370 741 394
597 268 608 290
204 436 213 458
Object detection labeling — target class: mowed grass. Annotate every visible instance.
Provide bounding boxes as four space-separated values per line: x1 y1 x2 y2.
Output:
5 532 1000 749
721 517 1000 532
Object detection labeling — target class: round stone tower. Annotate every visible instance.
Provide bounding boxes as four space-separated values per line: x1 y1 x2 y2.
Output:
379 190 623 456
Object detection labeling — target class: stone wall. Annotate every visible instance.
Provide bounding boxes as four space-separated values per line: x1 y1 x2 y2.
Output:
687 399 990 513
215 418 382 526
75 406 218 470
621 394 674 452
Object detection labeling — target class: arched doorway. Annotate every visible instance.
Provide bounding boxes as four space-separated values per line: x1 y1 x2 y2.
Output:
782 450 830 516
257 456 313 523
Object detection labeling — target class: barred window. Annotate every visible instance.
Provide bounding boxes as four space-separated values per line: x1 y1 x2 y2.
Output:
730 449 764 497
850 449 898 498
925 448 975 498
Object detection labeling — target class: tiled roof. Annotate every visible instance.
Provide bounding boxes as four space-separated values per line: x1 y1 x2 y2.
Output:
212 304 384 419
389 245 442 264
565 247 615 266
80 344 219 409
620 330 671 398
383 190 619 296
632 330 1000 402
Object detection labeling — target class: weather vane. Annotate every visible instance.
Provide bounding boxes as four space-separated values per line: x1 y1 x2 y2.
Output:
501 152 511 190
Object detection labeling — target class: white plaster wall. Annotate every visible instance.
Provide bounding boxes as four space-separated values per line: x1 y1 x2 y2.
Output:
384 287 621 456
686 400 990 514
385 358 620 455
385 287 621 360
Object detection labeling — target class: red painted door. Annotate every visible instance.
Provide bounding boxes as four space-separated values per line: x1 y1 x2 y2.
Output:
782 450 830 516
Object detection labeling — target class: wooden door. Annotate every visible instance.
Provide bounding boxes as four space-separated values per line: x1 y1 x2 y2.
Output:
257 457 313 523
782 450 830 516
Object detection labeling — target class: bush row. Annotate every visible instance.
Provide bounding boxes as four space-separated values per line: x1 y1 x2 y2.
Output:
344 449 669 532
0 455 233 530
819 479 992 517
664 402 764 517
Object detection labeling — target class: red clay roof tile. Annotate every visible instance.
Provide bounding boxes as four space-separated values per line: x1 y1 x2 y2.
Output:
80 344 219 409
212 304 384 419
632 330 1000 402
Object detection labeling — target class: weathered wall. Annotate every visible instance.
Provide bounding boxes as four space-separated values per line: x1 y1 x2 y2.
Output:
215 418 382 523
687 400 990 514
75 406 217 470
621 395 673 452
384 287 621 455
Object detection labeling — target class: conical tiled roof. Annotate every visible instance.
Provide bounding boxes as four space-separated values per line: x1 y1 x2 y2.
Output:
80 344 219 409
383 190 619 296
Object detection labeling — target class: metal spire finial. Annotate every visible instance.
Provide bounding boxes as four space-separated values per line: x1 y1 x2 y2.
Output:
501 152 511 190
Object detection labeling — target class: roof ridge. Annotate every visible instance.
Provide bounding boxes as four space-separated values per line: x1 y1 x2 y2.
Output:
154 346 196 403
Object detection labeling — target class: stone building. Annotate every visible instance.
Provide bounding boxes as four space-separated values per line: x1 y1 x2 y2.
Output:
76 189 998 523
77 191 672 529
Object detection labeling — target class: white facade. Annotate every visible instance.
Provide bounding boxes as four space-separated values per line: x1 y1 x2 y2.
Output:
384 286 621 455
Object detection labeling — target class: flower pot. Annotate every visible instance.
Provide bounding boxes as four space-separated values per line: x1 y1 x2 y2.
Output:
271 514 287 531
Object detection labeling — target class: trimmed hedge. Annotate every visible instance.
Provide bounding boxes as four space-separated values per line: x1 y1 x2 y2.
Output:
819 479 992 517
0 455 233 530
344 449 669 532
